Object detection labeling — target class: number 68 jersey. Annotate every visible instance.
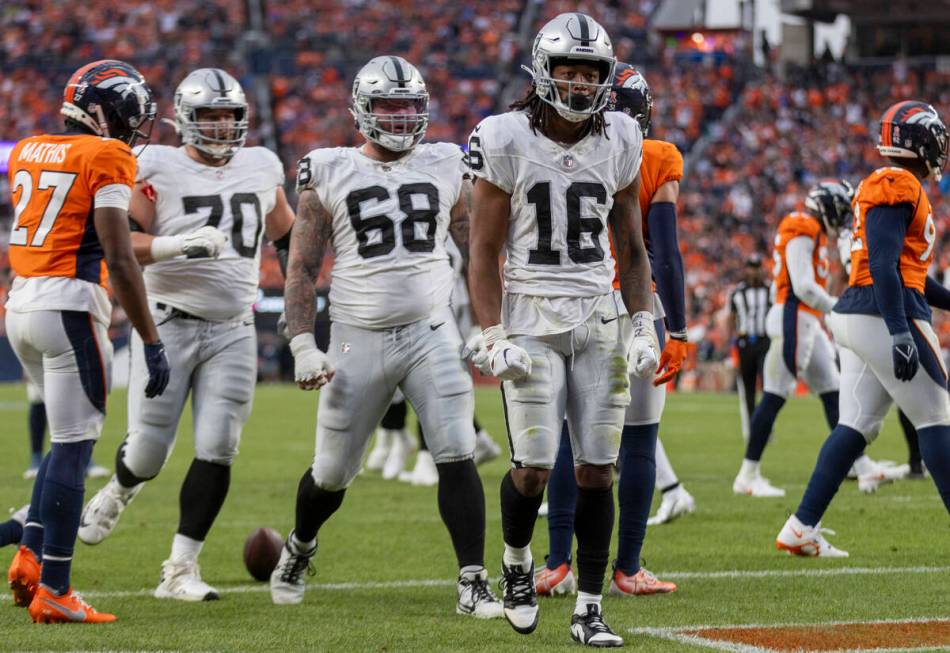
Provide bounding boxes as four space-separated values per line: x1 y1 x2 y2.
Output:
467 110 643 299
134 145 284 320
297 143 465 329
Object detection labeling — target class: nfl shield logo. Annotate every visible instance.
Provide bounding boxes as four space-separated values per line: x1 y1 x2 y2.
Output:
561 154 575 169
341 342 350 353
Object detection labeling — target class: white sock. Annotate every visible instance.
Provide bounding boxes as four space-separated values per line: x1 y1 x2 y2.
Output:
503 544 532 569
291 532 316 554
170 533 203 562
851 454 875 476
654 437 679 489
575 591 602 615
739 459 760 477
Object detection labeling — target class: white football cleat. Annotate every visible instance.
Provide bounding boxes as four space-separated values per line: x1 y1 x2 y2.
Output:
10 504 29 526
154 558 220 601
858 462 910 493
456 568 504 619
733 472 785 497
473 429 502 466
648 486 696 525
270 536 316 605
365 429 392 473
500 561 539 634
776 515 848 558
382 429 415 480
398 450 439 486
78 475 143 544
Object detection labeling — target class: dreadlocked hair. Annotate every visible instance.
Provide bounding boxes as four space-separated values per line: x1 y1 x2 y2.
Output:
509 86 608 138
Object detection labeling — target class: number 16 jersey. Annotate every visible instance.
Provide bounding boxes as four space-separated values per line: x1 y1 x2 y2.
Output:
133 145 284 320
296 143 465 329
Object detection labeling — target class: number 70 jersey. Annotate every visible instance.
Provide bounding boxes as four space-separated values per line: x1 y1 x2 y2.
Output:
467 110 643 298
296 143 465 329
134 144 284 320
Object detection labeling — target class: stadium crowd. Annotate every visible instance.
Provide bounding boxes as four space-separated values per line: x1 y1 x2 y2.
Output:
0 0 948 376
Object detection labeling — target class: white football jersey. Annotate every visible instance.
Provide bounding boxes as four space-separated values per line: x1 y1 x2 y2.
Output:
467 110 643 298
298 143 465 329
133 145 284 320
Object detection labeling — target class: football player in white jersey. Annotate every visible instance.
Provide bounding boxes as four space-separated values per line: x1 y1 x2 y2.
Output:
77 69 295 601
269 56 503 620
466 13 659 647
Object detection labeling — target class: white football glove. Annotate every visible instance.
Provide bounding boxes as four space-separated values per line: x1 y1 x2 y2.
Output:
482 325 531 382
460 332 491 374
289 333 334 390
150 226 228 261
628 311 660 379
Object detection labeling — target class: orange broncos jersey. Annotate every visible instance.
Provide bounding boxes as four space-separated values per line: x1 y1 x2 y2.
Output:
611 138 684 288
772 212 829 316
7 134 137 287
849 166 934 292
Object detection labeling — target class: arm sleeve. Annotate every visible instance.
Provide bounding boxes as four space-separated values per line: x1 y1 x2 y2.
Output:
93 183 132 210
924 276 950 311
646 201 686 335
866 204 912 335
785 236 837 314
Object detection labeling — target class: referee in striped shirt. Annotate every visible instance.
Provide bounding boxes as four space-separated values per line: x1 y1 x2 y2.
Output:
728 255 771 441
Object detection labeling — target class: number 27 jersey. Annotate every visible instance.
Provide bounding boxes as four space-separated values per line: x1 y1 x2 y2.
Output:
467 110 643 298
297 143 465 329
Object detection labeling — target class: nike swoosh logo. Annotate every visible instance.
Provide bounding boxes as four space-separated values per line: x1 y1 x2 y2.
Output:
430 322 445 331
897 349 913 362
42 597 85 621
601 316 618 324
791 528 803 539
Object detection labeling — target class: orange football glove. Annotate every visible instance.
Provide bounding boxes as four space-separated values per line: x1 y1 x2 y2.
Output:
653 338 688 387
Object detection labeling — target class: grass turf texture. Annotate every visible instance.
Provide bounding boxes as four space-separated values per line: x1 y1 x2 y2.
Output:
0 385 947 652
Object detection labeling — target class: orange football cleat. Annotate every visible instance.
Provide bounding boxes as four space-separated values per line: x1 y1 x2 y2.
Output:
534 561 576 596
29 585 116 623
7 546 41 607
609 567 677 596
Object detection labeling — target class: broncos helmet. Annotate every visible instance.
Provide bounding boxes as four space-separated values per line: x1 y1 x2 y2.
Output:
607 62 653 135
525 12 616 123
805 179 854 234
350 56 429 153
60 60 156 146
877 100 948 181
174 68 249 160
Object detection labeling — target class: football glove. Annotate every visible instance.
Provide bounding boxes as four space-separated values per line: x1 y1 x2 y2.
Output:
142 341 170 398
482 325 531 382
290 333 334 390
891 331 919 382
149 226 227 262
653 333 688 387
460 332 491 374
628 311 660 379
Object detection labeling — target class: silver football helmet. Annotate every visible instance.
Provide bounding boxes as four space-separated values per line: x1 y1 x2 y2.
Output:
350 56 429 152
173 68 248 160
524 13 616 123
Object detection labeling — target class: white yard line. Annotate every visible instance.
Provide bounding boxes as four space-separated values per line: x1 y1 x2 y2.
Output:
1 565 947 603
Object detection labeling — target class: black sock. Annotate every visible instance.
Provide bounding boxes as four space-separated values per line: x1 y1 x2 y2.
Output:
500 471 543 549
115 438 153 488
819 391 839 429
473 416 482 433
899 410 922 469
380 400 407 430
745 392 786 461
295 469 346 543
28 402 46 458
178 459 230 541
574 484 614 595
436 460 485 568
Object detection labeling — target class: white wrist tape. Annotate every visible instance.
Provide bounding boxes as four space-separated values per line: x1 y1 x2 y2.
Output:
149 235 184 262
289 333 319 358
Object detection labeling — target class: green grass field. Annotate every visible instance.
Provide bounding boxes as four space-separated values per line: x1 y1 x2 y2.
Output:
0 384 947 652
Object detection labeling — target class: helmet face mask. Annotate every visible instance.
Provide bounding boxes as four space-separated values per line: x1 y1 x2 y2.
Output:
608 63 653 135
351 56 429 153
805 179 854 234
525 13 616 123
61 60 156 146
877 101 948 181
174 68 249 160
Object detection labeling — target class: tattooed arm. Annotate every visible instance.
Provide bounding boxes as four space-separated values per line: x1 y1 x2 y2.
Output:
448 178 472 265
